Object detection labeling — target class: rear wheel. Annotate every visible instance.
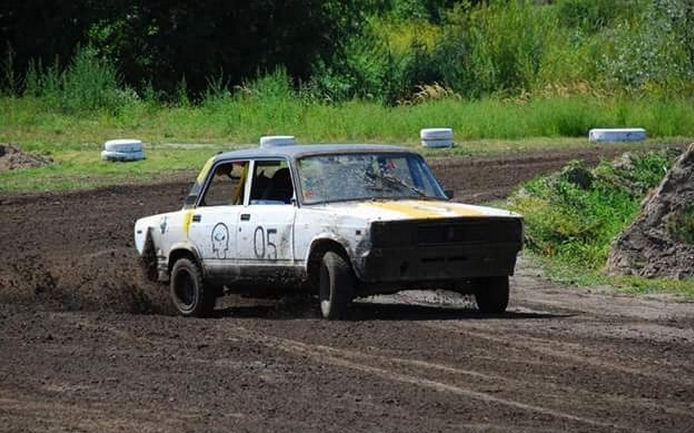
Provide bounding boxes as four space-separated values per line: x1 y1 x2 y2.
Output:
170 258 215 317
319 251 355 320
474 276 509 314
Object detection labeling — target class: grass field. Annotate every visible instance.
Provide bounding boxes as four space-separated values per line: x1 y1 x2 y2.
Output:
2 94 693 193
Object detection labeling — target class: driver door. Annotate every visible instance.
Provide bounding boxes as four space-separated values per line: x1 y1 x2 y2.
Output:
236 160 297 273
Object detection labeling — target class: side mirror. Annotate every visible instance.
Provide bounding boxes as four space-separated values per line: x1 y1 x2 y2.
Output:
444 189 455 199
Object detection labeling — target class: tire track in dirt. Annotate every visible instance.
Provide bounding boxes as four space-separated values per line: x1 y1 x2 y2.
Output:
58 313 637 431
57 310 683 431
0 394 234 433
229 325 644 432
419 321 694 388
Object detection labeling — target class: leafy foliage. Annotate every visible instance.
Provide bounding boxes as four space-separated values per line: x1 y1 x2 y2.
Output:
509 151 678 269
21 45 132 113
1 0 367 98
2 0 694 104
556 0 633 33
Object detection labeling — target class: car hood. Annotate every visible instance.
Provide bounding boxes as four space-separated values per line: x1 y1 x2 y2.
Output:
307 199 521 222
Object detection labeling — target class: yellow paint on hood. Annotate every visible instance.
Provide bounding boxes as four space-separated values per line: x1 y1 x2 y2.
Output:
359 200 485 219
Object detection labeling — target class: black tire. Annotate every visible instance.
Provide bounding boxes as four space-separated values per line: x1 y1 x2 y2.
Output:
319 251 355 320
474 276 509 314
170 258 215 317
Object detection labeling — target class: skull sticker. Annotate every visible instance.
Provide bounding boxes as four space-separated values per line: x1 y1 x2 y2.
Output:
211 223 230 259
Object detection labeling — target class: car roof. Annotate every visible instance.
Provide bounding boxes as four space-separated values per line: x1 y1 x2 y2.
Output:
212 144 418 163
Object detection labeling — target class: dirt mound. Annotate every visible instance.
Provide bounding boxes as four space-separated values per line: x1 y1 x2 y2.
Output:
0 144 53 171
607 143 694 279
0 249 175 315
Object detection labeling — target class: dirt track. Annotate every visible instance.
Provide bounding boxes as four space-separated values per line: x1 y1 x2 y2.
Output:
1 144 693 432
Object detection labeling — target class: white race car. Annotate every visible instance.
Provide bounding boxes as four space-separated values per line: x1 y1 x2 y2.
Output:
134 144 523 319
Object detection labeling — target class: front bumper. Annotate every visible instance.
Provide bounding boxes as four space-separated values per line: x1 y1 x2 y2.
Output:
355 217 523 284
356 242 521 283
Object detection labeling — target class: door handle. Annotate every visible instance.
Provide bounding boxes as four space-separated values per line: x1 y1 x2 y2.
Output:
192 215 201 222
240 214 251 221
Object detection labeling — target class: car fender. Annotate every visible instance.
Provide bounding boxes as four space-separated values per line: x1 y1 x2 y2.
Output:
306 232 353 258
134 216 162 255
304 232 360 274
167 241 203 268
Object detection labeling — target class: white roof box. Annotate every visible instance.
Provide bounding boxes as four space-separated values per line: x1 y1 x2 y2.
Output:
260 135 296 148
421 128 454 148
589 128 647 142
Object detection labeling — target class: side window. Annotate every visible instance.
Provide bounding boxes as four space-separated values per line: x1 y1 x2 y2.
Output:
250 160 294 204
199 161 249 206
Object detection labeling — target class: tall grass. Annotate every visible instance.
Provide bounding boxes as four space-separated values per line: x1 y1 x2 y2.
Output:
20 46 134 114
308 0 694 103
3 82 694 149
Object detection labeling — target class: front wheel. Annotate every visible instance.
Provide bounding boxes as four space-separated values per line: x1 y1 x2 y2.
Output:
473 276 509 314
170 258 215 317
319 251 355 320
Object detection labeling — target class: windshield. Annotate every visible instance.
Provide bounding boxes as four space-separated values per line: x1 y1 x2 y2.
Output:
297 152 447 204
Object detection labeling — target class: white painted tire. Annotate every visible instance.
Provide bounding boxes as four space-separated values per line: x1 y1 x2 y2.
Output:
260 136 296 148
421 128 454 148
588 128 646 142
101 149 146 161
104 139 144 153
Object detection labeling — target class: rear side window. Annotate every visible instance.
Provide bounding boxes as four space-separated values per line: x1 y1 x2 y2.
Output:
250 160 294 204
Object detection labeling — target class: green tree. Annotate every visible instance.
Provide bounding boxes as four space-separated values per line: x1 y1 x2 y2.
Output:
86 0 368 98
1 0 368 98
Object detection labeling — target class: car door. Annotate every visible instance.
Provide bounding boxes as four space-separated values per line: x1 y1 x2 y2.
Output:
187 159 249 280
236 159 297 273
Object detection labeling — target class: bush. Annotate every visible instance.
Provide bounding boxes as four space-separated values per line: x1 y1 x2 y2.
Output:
556 0 632 33
21 45 133 114
509 150 678 268
307 25 419 105
323 0 694 102
595 0 694 94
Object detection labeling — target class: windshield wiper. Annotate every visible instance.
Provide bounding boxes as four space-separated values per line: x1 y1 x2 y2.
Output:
365 171 426 197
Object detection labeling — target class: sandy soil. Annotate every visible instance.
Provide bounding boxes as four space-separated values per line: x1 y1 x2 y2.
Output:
1 143 693 432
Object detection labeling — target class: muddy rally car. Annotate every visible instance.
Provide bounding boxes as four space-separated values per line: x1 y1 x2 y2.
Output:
134 143 523 319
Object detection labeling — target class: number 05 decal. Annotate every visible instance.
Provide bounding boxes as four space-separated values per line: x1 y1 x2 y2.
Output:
253 226 278 260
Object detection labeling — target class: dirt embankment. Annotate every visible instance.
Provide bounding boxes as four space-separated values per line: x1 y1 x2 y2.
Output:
0 144 53 171
608 143 694 279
